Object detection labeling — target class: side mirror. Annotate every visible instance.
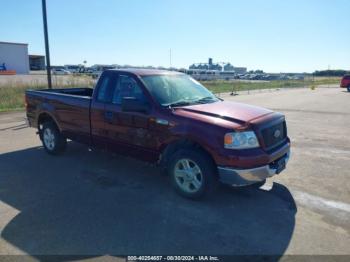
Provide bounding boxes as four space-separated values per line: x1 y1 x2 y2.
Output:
121 97 150 113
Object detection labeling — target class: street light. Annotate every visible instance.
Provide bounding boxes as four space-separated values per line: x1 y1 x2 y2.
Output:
42 0 52 89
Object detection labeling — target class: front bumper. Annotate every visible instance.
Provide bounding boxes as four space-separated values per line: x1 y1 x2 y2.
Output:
218 150 290 186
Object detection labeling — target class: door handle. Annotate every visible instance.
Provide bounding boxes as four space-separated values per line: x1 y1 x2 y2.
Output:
104 111 114 123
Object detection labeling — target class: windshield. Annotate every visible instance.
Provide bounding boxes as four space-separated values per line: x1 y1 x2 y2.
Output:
142 74 218 106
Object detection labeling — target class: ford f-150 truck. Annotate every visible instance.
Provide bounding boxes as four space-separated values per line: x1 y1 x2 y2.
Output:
25 69 290 199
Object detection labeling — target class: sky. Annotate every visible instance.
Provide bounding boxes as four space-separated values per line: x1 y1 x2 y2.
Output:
1 0 349 73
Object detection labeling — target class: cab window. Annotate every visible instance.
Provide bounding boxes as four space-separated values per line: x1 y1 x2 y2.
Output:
112 75 146 104
96 73 117 103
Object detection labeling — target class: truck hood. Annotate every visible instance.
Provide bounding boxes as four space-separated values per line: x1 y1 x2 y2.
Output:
173 101 274 127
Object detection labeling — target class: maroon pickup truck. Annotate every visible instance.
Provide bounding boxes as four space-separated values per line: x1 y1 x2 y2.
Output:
25 69 290 199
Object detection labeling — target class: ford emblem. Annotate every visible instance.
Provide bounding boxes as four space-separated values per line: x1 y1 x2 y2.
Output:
274 129 281 138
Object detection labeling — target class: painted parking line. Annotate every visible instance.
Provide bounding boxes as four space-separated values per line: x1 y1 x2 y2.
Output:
261 182 350 214
293 190 350 213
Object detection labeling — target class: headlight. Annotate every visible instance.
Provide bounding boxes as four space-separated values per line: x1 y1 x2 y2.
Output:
224 131 259 149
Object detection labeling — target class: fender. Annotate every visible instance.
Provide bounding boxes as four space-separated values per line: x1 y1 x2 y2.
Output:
37 107 61 132
159 133 218 168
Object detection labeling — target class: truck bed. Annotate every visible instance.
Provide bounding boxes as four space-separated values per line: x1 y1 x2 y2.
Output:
29 87 93 97
25 88 93 144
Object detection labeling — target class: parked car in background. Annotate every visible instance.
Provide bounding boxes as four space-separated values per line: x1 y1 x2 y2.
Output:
340 75 350 92
64 65 81 73
25 69 290 199
52 68 71 75
85 67 94 74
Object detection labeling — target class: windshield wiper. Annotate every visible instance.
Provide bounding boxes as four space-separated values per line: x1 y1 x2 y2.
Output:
165 97 218 108
194 96 217 104
165 100 193 108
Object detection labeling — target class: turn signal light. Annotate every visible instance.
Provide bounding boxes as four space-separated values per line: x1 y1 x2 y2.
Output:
224 133 233 145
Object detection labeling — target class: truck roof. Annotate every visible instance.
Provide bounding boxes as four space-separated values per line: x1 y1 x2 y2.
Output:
106 68 183 77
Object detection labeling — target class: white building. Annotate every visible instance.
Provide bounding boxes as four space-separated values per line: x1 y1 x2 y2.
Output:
0 41 30 74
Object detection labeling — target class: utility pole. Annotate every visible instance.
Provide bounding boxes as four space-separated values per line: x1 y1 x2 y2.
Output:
42 0 52 89
328 64 330 88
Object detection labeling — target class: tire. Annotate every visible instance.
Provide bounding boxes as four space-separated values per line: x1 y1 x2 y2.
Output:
347 86 350 92
250 179 266 189
41 122 67 155
167 148 218 199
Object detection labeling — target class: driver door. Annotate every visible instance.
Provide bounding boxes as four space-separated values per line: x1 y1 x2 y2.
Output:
103 73 159 162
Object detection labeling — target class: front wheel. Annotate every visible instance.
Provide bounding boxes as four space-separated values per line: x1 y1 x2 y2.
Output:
347 86 350 92
168 149 218 199
41 122 67 155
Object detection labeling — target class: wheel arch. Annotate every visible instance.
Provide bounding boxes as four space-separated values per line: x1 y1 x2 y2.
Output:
37 112 61 139
159 138 217 169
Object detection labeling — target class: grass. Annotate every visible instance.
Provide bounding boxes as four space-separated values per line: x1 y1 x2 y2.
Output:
0 75 95 112
0 75 341 112
203 77 341 94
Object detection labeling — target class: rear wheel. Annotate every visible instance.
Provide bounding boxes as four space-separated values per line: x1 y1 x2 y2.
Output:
168 149 218 199
347 85 350 92
41 122 66 155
